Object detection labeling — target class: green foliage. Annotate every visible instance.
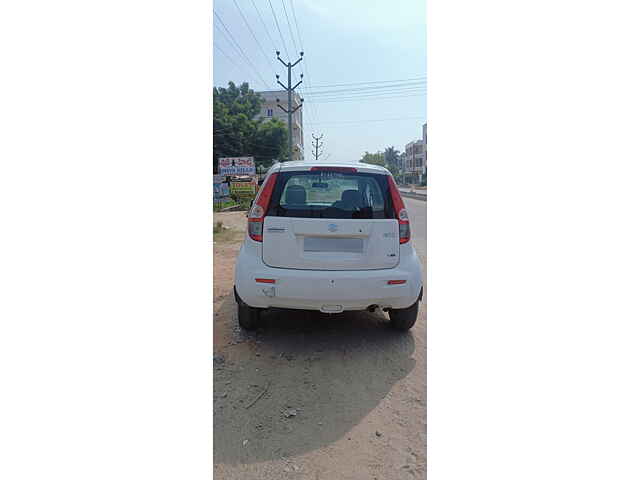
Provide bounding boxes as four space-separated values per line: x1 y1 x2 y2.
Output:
230 192 255 204
213 199 236 212
384 146 401 168
360 151 385 166
252 118 287 169
386 163 399 177
237 198 254 210
361 148 400 176
213 82 287 172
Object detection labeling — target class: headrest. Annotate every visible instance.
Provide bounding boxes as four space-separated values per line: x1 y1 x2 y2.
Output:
285 185 306 204
341 189 362 206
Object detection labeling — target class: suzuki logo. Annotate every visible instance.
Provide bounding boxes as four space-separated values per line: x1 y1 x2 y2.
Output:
328 224 338 232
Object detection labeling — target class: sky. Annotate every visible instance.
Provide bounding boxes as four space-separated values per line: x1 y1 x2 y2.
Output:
214 0 426 162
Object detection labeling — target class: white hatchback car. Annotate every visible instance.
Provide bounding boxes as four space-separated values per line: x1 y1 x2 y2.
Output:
233 161 423 330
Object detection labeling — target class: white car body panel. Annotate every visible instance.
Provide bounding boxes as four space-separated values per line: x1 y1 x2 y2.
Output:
262 217 400 270
235 238 422 312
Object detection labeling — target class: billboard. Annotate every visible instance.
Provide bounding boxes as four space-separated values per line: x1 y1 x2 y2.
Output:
219 157 256 175
213 182 230 199
230 181 256 197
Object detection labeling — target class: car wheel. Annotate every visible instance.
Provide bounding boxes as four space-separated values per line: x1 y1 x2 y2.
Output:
238 301 261 330
388 301 419 331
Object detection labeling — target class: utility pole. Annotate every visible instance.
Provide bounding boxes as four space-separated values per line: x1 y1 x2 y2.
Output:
276 51 304 162
311 133 324 161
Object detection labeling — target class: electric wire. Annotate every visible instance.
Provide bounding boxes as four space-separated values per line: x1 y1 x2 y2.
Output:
309 89 426 101
214 11 270 89
280 0 299 54
214 43 242 72
305 82 426 96
307 115 424 126
311 92 426 104
214 31 263 87
231 0 274 69
310 77 427 89
267 0 291 61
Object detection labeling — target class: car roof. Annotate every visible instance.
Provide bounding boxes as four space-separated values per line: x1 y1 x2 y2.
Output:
268 161 390 175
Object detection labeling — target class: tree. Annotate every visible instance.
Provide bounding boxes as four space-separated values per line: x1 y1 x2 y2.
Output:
251 118 288 169
213 81 288 172
387 163 399 177
361 147 401 177
384 146 401 168
360 151 385 166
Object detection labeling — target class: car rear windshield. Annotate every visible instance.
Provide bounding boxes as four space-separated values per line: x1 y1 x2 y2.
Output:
266 170 395 219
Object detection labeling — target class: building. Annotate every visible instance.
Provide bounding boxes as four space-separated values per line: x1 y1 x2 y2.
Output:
422 122 427 180
398 152 408 184
405 139 425 184
399 151 407 171
256 90 304 161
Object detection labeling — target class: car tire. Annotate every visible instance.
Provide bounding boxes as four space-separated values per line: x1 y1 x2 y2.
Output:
389 301 419 331
238 301 261 330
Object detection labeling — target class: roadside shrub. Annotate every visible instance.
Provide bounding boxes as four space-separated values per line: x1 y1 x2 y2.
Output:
213 199 236 212
238 198 253 210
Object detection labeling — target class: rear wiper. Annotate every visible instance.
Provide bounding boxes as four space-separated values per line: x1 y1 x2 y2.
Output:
352 207 372 219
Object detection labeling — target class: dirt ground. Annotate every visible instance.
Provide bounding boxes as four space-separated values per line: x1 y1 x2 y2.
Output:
214 211 426 480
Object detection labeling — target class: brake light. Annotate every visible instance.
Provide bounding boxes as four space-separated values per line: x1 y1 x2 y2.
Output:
387 280 407 285
310 166 357 173
387 175 410 244
248 173 278 242
255 278 276 284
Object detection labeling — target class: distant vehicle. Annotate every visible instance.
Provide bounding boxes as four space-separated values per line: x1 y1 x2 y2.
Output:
234 161 423 331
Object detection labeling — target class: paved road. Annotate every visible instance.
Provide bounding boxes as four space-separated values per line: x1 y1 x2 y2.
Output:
399 187 426 194
404 196 426 262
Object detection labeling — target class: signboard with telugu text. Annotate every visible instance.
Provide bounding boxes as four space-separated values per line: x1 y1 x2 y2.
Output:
218 157 256 175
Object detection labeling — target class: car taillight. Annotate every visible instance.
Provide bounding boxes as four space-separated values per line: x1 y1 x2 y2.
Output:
387 175 411 244
248 173 278 242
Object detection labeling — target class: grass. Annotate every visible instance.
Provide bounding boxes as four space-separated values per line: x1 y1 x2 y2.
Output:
214 195 254 212
213 199 237 212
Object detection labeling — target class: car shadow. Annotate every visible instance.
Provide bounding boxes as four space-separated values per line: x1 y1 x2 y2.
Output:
214 294 417 466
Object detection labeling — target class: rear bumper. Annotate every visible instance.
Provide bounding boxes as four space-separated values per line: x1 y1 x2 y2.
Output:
234 240 423 312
